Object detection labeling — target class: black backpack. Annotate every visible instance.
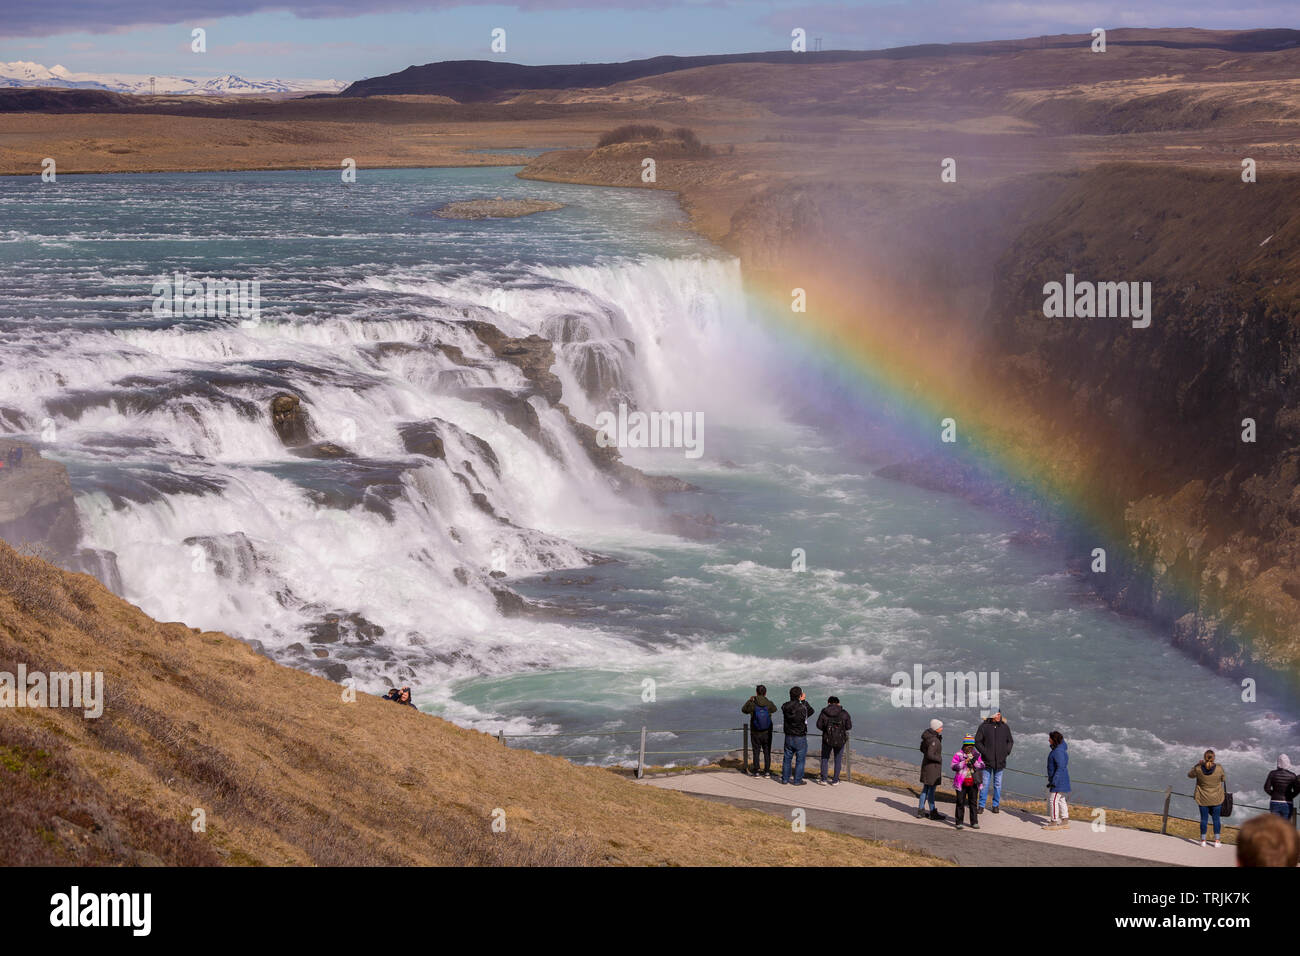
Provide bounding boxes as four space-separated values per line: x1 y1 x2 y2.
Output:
823 711 847 749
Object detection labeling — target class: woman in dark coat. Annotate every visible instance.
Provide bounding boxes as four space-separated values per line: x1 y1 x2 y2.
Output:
918 719 944 820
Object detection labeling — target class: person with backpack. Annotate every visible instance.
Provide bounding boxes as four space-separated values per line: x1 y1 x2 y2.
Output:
742 684 779 776
1188 749 1227 848
780 686 815 786
815 696 853 785
917 719 945 820
1044 730 1071 830
951 733 985 830
1264 754 1297 821
974 709 1013 813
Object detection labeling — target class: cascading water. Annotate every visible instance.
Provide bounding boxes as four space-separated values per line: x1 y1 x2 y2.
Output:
42 255 754 711
0 167 766 729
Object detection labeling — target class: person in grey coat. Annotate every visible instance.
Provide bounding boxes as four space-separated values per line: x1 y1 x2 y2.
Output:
917 718 945 820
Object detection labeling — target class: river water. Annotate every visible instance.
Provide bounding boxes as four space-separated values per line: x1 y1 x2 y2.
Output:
0 166 1294 817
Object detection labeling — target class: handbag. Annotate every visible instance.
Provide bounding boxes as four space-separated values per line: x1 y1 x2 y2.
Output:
1222 790 1234 817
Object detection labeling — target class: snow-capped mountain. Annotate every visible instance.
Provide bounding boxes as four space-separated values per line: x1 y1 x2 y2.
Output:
0 61 344 95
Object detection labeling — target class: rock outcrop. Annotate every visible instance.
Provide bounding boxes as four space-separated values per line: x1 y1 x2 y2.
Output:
270 392 312 447
0 439 79 563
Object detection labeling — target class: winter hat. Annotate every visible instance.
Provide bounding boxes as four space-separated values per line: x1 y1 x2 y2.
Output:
1280 754 1293 771
962 734 976 746
929 719 943 732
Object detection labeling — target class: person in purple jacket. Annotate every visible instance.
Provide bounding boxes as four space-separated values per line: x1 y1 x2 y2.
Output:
951 733 985 830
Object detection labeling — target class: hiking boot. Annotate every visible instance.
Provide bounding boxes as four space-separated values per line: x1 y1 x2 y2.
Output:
916 809 926 819
990 807 1000 814
928 810 945 821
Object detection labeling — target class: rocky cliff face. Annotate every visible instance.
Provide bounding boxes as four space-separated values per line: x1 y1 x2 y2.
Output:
704 162 1300 681
0 439 79 563
986 166 1300 678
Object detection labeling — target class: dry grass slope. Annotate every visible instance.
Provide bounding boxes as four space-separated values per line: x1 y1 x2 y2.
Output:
0 541 943 867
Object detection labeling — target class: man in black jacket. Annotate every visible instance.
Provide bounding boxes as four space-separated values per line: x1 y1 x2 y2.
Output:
780 686 815 786
742 684 779 776
974 709 1013 812
816 696 853 785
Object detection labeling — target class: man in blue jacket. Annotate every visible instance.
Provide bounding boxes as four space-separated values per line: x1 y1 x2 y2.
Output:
1044 730 1071 830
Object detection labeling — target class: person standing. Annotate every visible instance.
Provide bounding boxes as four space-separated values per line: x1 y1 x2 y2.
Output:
741 684 779 777
974 709 1013 813
1264 754 1297 821
1044 730 1071 830
951 733 985 830
1189 749 1227 848
917 719 945 820
815 696 853 785
780 686 815 786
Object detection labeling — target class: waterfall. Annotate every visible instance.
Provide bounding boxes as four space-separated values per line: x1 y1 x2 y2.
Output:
6 254 760 718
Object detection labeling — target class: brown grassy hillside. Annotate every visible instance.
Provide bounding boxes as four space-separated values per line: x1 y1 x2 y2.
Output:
0 540 941 867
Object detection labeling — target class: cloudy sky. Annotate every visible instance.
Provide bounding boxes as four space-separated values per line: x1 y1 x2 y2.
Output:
0 1 1294 82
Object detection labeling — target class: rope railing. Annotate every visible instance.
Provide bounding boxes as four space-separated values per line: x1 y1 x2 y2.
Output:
497 724 1280 830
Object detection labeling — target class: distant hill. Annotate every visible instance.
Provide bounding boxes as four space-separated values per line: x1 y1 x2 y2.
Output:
339 29 1300 101
0 88 138 113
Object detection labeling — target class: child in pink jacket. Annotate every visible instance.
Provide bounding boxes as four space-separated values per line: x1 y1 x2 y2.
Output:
952 733 985 830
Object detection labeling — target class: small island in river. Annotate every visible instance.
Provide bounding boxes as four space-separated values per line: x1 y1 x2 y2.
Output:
432 197 565 219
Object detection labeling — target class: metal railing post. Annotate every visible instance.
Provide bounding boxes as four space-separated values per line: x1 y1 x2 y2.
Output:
637 726 647 779
742 724 750 773
846 743 852 781
1160 785 1172 834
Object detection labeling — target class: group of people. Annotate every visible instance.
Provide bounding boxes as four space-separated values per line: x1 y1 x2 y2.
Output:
742 685 852 786
915 711 1066 832
382 685 417 708
0 445 24 473
740 689 1293 847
